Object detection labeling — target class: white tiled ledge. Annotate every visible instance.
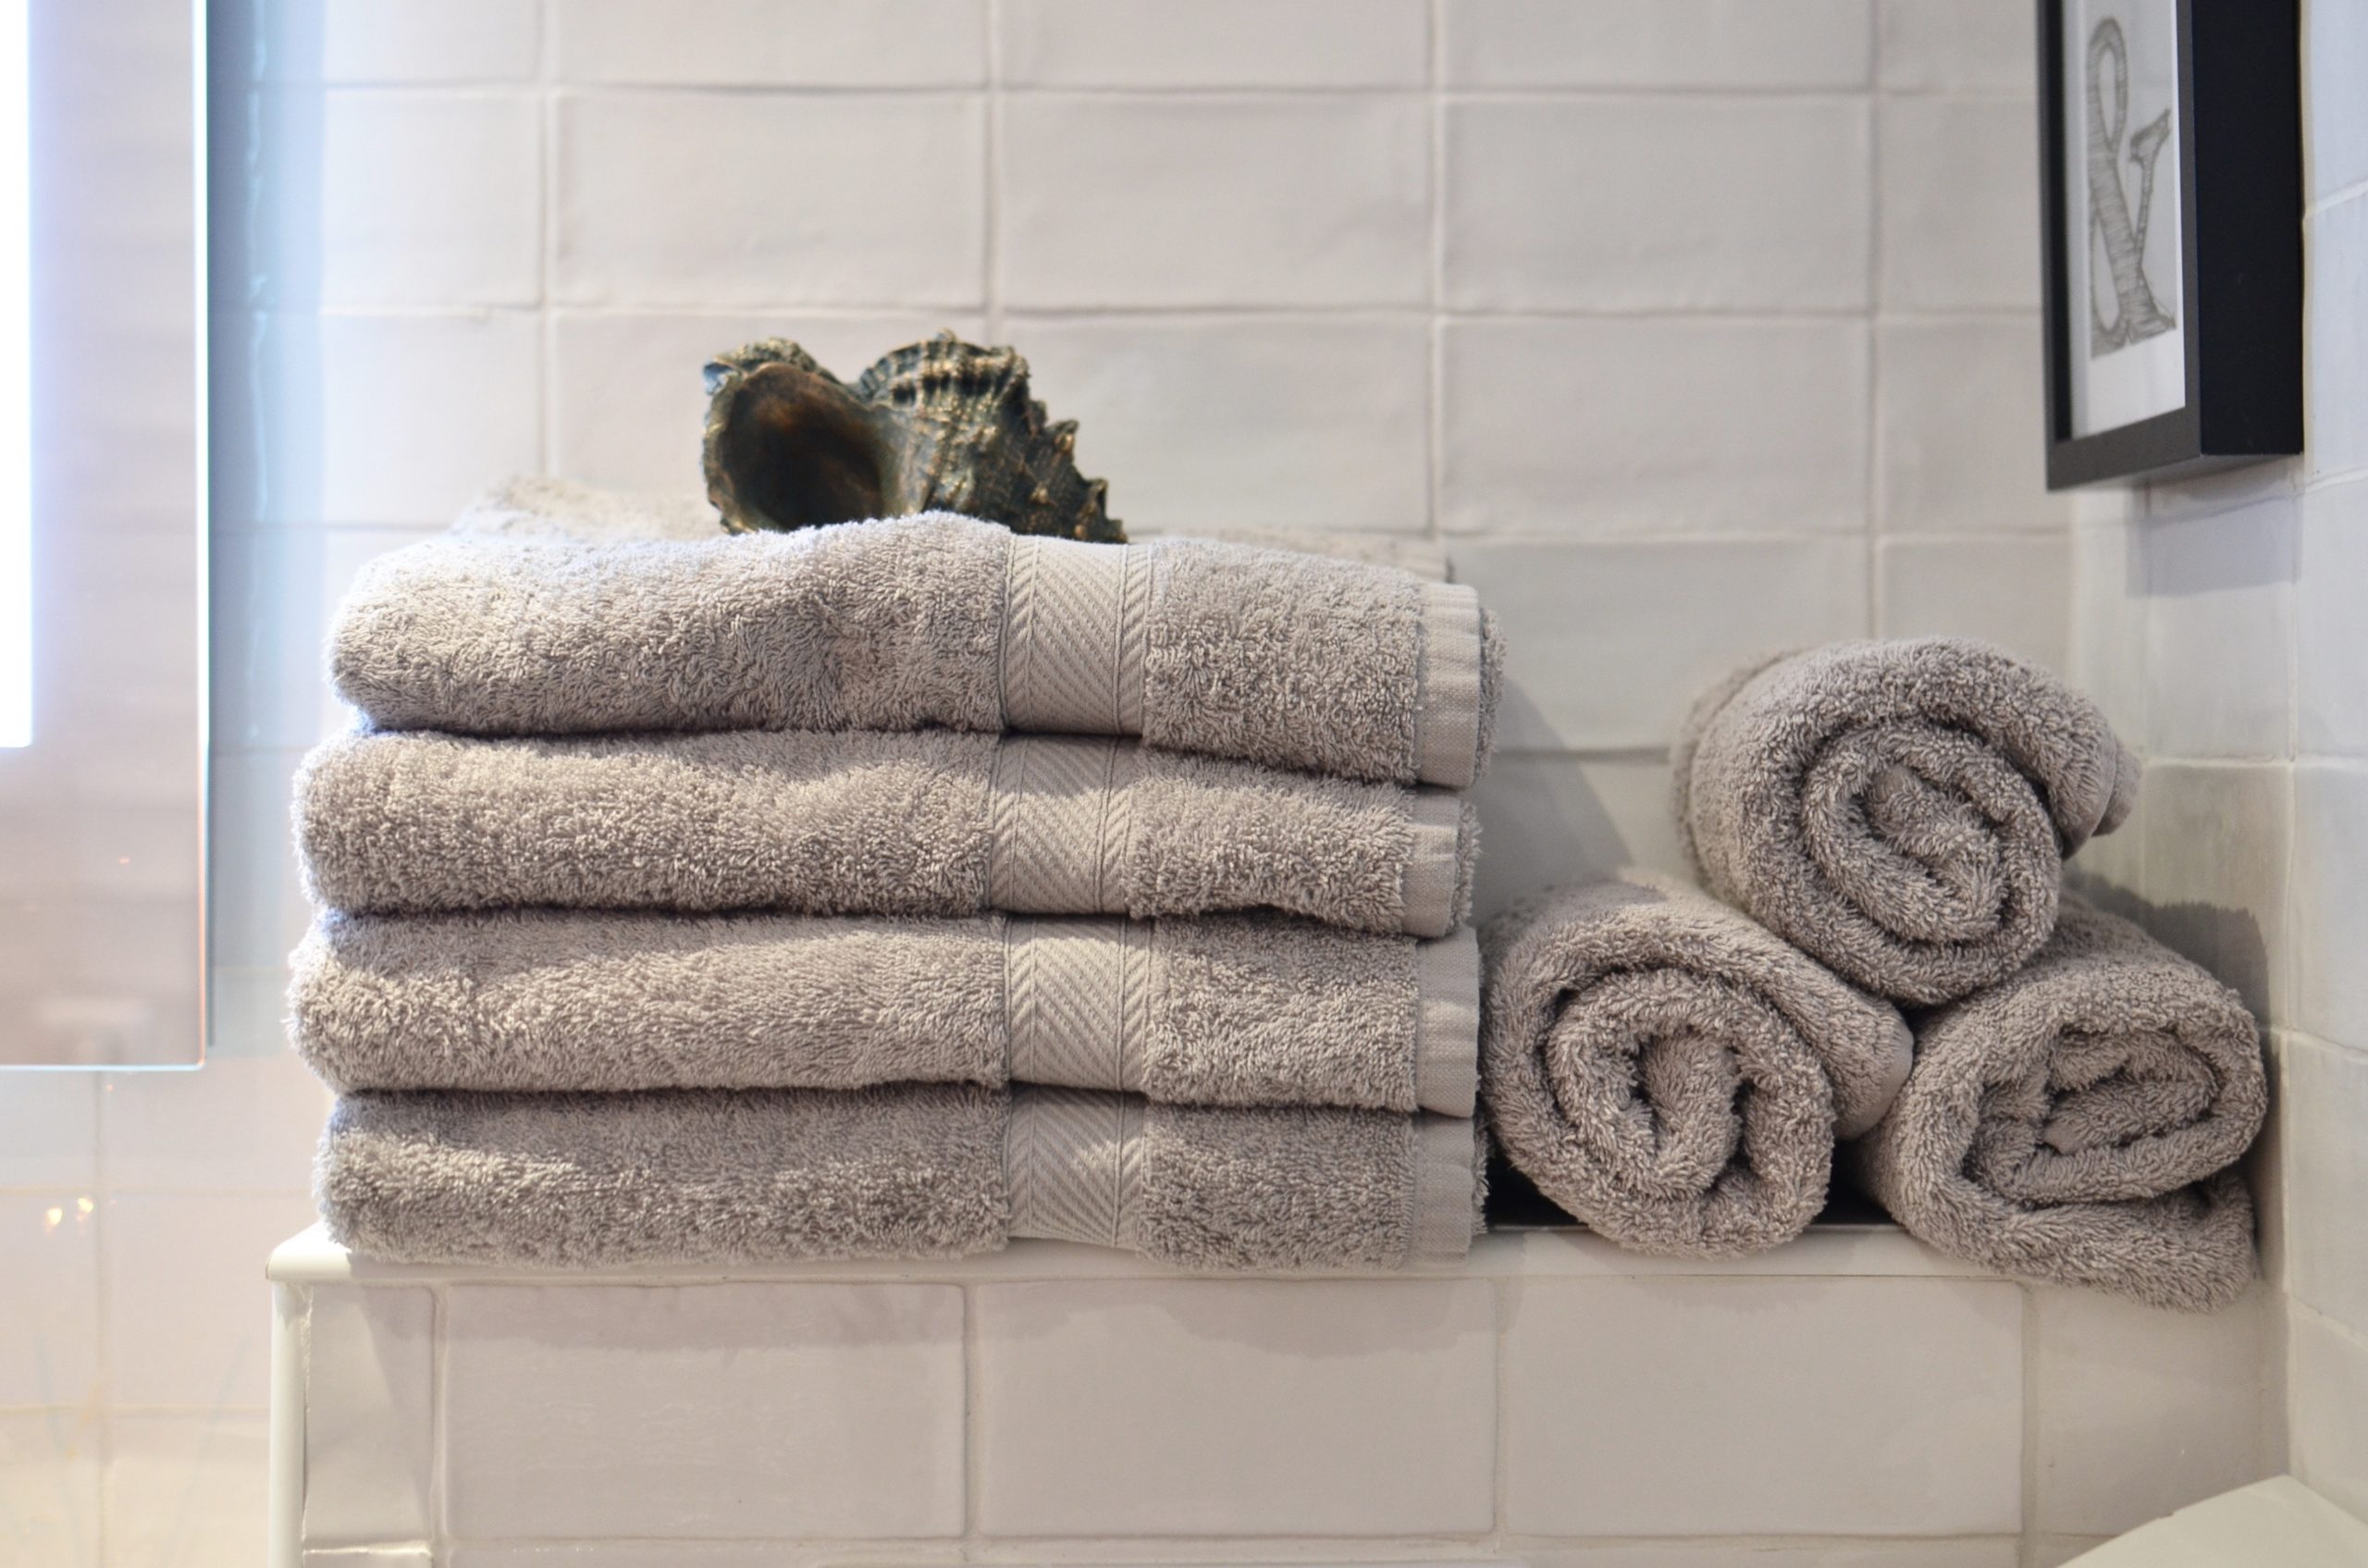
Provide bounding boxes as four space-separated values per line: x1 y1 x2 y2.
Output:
266 1223 2272 1564
266 1219 1983 1286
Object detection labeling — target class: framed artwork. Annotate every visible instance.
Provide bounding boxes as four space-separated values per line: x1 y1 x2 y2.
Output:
2036 0 2301 488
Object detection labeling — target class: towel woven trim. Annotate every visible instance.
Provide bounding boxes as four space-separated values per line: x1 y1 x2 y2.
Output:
1411 1116 1478 1266
999 535 1152 735
1401 792 1464 941
1005 916 1151 1094
1412 580 1485 791
1413 928 1482 1117
986 736 1138 915
1005 1086 1144 1250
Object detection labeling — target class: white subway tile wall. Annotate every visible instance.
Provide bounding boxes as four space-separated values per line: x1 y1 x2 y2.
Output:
0 1197 100 1410
1874 315 2070 532
1452 536 1868 749
100 1191 322 1409
104 1414 275 1568
442 1284 968 1538
555 0 991 87
1502 1277 2023 1535
1001 0 1430 89
2030 1285 2272 1537
1876 533 2072 669
274 1241 2274 1561
1444 98 1872 312
25 0 2336 1562
1875 94 2041 312
2058 0 2368 1546
311 91 544 308
2289 1305 2368 1522
302 1288 437 1548
1440 317 1871 535
2137 762 2294 1020
556 93 991 307
998 96 1431 309
974 1278 1497 1536
0 1413 104 1565
1443 0 1872 91
1011 315 1435 533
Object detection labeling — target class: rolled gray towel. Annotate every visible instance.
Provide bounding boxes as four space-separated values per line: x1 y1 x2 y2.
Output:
1482 875 1912 1257
297 728 1475 938
316 1084 1483 1271
1848 896 2266 1311
1674 638 2141 1005
291 909 1480 1117
334 477 1502 790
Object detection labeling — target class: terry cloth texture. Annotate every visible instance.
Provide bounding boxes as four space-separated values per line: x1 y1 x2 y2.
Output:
296 729 1477 938
291 909 1481 1117
333 477 1503 790
1482 874 1914 1257
1674 637 2141 1006
1848 895 2266 1311
317 1084 1483 1270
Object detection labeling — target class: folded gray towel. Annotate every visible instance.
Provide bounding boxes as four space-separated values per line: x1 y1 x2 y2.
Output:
1482 874 1912 1257
291 908 1480 1116
334 477 1502 790
1848 896 2266 1311
297 729 1475 938
317 1084 1483 1271
1674 638 2141 1006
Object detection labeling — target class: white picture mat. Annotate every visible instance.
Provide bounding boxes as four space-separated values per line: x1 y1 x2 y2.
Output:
2066 0 2187 438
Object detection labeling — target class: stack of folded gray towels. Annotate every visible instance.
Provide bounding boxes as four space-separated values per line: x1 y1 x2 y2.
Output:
290 479 1503 1272
1483 638 2267 1312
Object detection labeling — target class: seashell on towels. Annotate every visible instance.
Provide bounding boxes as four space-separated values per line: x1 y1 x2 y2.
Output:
701 332 1123 541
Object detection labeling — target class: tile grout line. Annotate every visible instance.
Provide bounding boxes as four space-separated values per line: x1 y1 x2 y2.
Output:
963 1282 981 1557
537 0 560 476
1862 20 1883 641
479 80 2032 105
91 1072 113 1565
430 1280 451 1557
981 0 1005 345
280 301 2030 324
1490 1278 1510 1545
1426 0 1446 544
209 520 2071 548
2020 1284 2041 1564
2273 467 2302 1475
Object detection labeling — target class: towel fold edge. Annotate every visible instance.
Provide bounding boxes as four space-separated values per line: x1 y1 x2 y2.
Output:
1413 581 1485 791
1414 927 1482 1117
1402 792 1469 940
1412 1114 1483 1266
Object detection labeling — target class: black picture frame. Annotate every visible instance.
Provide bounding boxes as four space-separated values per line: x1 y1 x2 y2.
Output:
2036 0 2301 488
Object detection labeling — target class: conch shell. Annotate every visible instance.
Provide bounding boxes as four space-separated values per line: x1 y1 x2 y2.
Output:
701 332 1122 541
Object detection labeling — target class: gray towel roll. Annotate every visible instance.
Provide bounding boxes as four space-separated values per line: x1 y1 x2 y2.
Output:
333 478 1502 790
1482 875 1912 1257
296 728 1477 938
291 909 1480 1117
316 1085 1483 1271
1848 896 2266 1311
1674 638 2141 1005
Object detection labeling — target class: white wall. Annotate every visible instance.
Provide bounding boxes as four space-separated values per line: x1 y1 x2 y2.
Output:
2065 0 2368 1527
1 2 2090 1562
